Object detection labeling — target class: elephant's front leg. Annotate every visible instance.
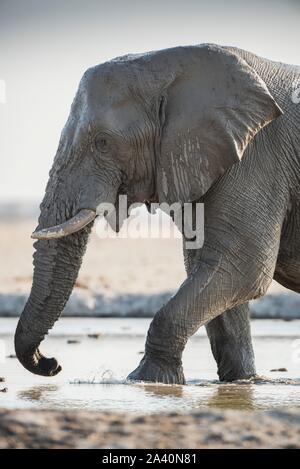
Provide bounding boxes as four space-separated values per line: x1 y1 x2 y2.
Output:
127 239 273 384
127 245 256 384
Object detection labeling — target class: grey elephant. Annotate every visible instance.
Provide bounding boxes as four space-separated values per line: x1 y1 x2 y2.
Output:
15 44 300 384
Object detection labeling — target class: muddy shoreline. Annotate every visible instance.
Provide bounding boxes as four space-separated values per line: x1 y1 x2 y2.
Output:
0 408 299 449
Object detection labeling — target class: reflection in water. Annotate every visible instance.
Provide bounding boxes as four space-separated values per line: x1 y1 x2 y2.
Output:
205 384 255 410
141 381 256 411
18 385 59 402
142 383 184 399
15 379 300 413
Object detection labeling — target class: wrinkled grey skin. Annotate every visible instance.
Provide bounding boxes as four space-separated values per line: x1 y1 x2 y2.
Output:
15 44 300 383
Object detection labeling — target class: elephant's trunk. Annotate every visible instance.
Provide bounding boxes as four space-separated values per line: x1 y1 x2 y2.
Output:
14 200 92 376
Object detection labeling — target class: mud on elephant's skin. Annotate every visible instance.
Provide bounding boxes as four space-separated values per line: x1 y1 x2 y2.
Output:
15 44 300 383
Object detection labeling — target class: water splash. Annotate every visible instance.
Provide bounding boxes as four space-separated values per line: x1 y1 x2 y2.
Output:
70 367 128 385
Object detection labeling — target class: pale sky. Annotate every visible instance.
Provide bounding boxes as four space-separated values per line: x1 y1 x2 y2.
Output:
0 0 299 203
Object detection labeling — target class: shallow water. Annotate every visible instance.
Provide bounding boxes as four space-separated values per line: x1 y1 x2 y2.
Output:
1 318 300 413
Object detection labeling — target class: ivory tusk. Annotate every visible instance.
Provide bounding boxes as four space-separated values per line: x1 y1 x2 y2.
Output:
31 209 96 240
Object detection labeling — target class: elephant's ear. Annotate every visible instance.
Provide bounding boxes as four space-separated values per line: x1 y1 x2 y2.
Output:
156 45 282 204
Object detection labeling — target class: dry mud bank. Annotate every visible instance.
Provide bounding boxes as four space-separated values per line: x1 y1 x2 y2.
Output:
0 408 299 449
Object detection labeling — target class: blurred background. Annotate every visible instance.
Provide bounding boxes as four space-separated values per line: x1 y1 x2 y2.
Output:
0 0 299 317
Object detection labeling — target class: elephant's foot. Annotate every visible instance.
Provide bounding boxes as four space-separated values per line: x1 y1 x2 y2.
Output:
127 355 185 385
218 368 257 382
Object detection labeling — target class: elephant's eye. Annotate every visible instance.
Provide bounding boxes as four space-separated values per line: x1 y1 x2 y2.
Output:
95 135 108 153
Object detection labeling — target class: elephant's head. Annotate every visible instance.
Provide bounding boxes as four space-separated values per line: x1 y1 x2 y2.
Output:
15 44 281 376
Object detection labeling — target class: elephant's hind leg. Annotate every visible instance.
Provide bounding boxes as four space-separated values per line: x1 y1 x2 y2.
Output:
205 303 256 381
183 243 256 382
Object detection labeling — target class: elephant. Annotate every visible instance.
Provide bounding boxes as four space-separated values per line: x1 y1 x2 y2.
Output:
14 44 300 384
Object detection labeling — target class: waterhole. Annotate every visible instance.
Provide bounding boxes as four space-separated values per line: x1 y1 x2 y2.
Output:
1 318 300 413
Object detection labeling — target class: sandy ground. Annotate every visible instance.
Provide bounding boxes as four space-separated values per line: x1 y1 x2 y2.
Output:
0 407 299 449
0 219 299 318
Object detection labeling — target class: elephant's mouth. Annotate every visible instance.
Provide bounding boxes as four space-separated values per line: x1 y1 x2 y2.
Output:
30 180 156 240
31 208 97 240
